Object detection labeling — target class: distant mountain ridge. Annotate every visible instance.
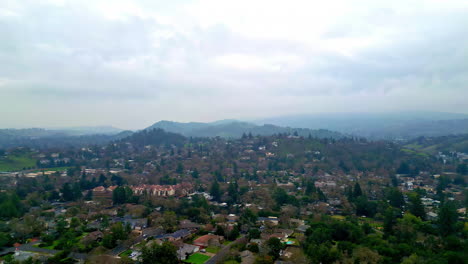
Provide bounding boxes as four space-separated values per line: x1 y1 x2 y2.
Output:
0 127 131 149
255 112 468 139
146 120 343 138
44 126 124 136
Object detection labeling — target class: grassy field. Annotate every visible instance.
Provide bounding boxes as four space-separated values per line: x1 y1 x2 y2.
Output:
0 153 36 171
119 249 132 257
184 253 210 264
36 240 60 250
205 246 220 253
401 148 429 157
331 215 346 221
222 241 232 246
223 261 239 264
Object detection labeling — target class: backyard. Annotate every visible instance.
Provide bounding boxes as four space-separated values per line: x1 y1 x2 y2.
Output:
184 253 210 264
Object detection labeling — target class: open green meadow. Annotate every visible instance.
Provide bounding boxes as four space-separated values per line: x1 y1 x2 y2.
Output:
0 154 36 171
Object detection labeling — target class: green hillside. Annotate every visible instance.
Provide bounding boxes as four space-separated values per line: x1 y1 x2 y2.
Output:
0 153 36 171
403 134 468 154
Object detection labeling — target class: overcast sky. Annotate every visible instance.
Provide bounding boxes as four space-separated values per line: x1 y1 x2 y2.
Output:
1 0 468 129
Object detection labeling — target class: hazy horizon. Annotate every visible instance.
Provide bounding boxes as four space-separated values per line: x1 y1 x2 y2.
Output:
2 0 468 129
2 110 468 131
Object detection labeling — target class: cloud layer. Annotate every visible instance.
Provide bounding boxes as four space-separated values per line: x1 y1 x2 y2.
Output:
1 0 468 129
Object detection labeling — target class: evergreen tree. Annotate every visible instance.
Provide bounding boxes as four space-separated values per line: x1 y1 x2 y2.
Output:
228 181 239 204
397 161 410 174
61 183 74 201
383 207 400 236
387 188 405 209
191 168 199 178
176 162 184 174
210 180 221 202
227 225 240 240
84 190 93 201
113 186 127 204
408 193 426 220
390 174 399 187
305 180 316 196
438 201 459 236
353 182 363 198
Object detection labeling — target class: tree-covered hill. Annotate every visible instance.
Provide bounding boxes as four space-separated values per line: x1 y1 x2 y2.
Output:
404 134 468 154
147 120 343 139
117 128 186 148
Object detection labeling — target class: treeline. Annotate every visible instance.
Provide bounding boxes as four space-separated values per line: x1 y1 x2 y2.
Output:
117 128 186 148
0 193 24 218
304 206 465 263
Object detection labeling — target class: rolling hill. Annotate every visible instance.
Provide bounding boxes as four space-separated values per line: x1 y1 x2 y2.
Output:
146 120 344 139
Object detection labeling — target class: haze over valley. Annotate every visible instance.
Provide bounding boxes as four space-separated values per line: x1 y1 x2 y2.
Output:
0 1 467 264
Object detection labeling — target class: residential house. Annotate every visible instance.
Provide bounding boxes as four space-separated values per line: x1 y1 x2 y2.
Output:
177 244 200 260
155 229 193 242
257 216 279 226
193 234 224 248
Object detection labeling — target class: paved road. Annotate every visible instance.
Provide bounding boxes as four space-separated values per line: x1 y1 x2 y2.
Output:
205 236 247 264
18 243 60 255
0 242 88 261
0 242 60 256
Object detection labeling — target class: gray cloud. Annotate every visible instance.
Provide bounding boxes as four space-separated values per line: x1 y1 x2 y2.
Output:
0 0 467 129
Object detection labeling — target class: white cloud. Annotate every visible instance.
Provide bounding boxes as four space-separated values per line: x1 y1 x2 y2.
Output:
212 53 304 72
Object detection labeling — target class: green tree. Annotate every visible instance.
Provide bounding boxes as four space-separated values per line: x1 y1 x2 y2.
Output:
102 233 116 249
387 188 405 209
68 182 82 201
355 196 377 217
240 208 257 225
141 242 178 264
456 163 467 175
112 186 127 204
353 182 363 198
408 193 426 220
155 211 178 232
273 188 289 206
215 225 225 237
191 168 199 178
247 242 259 253
0 232 11 247
305 180 316 196
265 237 284 260
227 225 240 241
437 201 459 236
47 250 75 264
210 180 221 202
397 161 410 174
111 222 127 240
61 183 74 201
248 228 261 239
228 181 239 204
84 190 93 201
176 162 184 174
305 242 339 264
